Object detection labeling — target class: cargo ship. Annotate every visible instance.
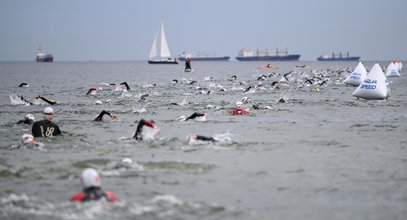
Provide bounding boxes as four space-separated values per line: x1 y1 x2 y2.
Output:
317 52 360 61
36 46 53 62
178 52 230 61
235 48 300 61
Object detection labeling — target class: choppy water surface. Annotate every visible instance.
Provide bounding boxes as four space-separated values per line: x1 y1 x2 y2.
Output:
0 61 406 220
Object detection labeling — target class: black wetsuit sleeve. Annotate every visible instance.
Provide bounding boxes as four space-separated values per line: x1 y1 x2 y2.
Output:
20 95 33 105
17 119 29 124
186 112 205 121
120 82 131 91
196 135 216 142
133 119 146 140
39 96 57 105
95 110 111 121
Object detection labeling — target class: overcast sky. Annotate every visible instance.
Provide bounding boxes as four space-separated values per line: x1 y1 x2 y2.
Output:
0 0 406 61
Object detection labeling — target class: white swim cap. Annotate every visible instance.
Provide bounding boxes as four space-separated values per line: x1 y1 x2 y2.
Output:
121 158 133 168
80 168 101 189
95 100 103 105
21 134 34 144
43 107 54 115
25 114 35 121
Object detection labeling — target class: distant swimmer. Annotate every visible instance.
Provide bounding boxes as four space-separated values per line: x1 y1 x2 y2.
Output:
178 112 208 121
112 158 143 171
243 86 252 93
120 82 131 91
283 71 293 81
18 83 29 87
133 119 160 141
295 65 309 68
32 107 62 138
187 134 217 143
36 95 57 105
229 107 250 115
86 88 98 95
17 94 33 105
228 75 237 81
18 133 45 149
71 168 118 203
94 110 118 121
17 114 35 125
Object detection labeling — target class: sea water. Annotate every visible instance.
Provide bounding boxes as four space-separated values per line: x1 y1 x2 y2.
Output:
0 61 406 220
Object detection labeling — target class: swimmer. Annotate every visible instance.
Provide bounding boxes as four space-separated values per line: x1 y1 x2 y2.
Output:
35 95 57 105
18 83 29 87
18 134 45 149
186 112 207 121
21 134 38 145
86 88 98 95
187 134 217 143
17 114 35 125
229 107 250 115
133 119 160 141
32 107 62 137
71 168 118 202
94 110 118 121
120 82 131 91
179 112 208 121
17 94 33 105
283 71 293 81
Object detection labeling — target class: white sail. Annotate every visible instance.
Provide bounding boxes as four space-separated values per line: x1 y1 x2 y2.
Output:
352 63 389 100
159 22 172 58
385 62 400 77
343 62 367 86
148 21 176 63
149 32 158 59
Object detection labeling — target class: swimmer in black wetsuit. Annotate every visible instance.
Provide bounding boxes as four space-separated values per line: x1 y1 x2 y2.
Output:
17 114 35 125
133 119 159 141
187 134 217 143
86 88 98 95
185 112 207 121
94 110 118 121
32 107 61 138
36 95 57 105
18 83 29 87
120 82 131 91
16 94 33 105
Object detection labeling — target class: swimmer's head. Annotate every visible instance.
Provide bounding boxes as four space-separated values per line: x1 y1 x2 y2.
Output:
177 115 186 121
187 134 197 143
43 107 54 120
21 133 34 144
121 158 133 168
25 114 35 122
95 100 103 105
80 168 101 189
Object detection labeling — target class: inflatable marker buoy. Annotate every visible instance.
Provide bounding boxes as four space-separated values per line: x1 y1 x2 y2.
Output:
343 62 367 86
352 63 389 100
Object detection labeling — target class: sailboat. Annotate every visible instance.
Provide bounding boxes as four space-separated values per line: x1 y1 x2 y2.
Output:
148 22 178 64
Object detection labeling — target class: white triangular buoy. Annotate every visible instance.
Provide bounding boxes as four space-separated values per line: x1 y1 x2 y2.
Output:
352 63 389 100
343 62 367 86
386 62 400 77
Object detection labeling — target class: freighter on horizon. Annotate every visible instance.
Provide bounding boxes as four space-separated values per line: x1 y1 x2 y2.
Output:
36 46 53 62
317 52 360 61
235 48 300 61
178 52 230 61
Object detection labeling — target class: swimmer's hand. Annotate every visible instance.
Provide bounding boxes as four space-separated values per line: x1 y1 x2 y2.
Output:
111 115 118 120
